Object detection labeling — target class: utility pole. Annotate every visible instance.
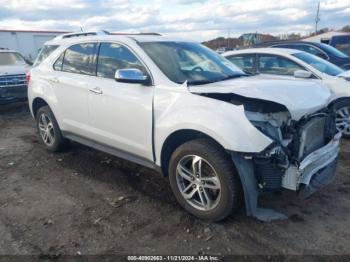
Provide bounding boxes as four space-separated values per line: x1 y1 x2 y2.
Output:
315 1 320 35
227 29 230 48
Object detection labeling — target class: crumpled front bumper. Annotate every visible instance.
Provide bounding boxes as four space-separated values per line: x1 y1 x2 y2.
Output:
282 132 341 195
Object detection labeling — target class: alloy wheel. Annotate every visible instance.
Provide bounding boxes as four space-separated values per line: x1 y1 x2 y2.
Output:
176 155 221 211
38 113 55 146
335 106 350 136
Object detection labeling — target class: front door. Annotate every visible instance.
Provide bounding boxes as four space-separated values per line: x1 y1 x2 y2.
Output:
88 42 154 160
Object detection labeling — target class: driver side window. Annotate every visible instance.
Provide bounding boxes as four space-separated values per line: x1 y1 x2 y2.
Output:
258 54 304 76
97 43 147 79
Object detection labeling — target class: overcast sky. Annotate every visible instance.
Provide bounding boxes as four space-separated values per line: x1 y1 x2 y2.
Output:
0 0 349 41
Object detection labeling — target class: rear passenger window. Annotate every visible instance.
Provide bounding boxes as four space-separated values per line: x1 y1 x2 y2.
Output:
62 43 97 75
97 43 146 79
34 45 58 67
53 52 64 71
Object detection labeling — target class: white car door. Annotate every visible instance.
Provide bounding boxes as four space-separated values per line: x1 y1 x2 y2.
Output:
51 43 98 137
88 42 154 160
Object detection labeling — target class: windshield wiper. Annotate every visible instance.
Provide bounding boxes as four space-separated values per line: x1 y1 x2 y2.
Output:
187 80 218 86
221 73 247 81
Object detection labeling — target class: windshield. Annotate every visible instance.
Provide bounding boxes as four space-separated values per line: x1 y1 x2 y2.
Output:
0 52 27 66
139 41 245 85
319 43 349 58
293 52 344 76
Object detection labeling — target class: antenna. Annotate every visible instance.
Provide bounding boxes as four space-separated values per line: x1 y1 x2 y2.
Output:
315 1 320 34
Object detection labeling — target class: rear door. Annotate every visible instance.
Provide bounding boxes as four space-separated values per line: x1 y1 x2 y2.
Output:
257 54 305 80
51 42 98 137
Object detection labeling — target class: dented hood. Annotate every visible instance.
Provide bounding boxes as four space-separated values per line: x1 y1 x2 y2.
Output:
188 76 332 121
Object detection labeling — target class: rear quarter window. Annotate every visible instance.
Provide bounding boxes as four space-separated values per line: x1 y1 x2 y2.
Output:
34 45 59 67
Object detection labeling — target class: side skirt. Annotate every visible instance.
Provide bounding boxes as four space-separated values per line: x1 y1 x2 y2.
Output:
62 131 161 173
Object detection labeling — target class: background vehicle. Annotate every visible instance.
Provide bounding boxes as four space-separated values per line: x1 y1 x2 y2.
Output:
223 48 350 137
328 35 350 56
0 48 30 105
28 33 340 221
254 41 350 70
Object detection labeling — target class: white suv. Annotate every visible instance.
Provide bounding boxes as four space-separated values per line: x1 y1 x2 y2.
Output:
28 32 341 221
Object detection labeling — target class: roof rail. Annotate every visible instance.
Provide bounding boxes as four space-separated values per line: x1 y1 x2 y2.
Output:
111 32 162 36
54 30 110 40
0 47 9 50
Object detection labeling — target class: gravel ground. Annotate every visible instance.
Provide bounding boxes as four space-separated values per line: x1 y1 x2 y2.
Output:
0 103 349 258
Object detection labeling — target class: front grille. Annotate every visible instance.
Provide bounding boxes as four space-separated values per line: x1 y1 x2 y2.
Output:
297 116 327 160
0 74 27 89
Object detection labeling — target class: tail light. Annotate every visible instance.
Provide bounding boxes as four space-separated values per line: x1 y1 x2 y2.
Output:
26 71 31 83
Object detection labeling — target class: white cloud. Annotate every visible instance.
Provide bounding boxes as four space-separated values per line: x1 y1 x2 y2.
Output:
0 0 349 41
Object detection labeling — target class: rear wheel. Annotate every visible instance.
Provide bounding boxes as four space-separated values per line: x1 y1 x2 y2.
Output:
168 139 242 221
36 106 68 151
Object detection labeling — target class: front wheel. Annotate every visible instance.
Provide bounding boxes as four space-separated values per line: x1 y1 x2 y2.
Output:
168 139 242 222
333 100 350 139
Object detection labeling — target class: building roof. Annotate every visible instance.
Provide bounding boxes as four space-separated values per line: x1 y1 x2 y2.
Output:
0 29 69 34
303 31 350 42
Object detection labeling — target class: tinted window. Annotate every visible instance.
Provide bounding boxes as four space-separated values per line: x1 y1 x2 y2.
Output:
97 43 146 79
53 52 64 71
226 54 255 74
319 43 348 58
293 52 344 76
258 54 304 76
62 43 97 75
274 44 327 59
34 45 58 66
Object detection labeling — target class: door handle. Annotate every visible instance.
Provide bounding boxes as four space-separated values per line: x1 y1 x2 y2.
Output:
89 87 103 95
48 77 59 84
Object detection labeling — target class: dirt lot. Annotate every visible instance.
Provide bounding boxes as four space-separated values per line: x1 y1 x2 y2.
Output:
0 103 349 257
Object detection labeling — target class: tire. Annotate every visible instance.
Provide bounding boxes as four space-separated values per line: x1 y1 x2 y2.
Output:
168 138 242 222
36 106 68 152
332 99 350 139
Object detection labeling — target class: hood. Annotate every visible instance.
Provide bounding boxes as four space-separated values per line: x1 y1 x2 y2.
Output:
0 64 30 76
189 76 332 121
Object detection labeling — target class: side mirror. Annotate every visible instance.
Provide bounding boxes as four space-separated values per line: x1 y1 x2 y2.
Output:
294 70 312 79
115 68 150 85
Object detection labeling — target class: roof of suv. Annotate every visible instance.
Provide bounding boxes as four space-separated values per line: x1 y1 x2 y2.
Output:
45 34 192 46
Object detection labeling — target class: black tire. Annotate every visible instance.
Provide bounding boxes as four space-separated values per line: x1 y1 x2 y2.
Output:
168 138 242 222
332 99 350 139
36 106 68 152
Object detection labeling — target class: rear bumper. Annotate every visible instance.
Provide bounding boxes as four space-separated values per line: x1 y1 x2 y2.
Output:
282 132 341 192
0 86 28 105
0 97 27 105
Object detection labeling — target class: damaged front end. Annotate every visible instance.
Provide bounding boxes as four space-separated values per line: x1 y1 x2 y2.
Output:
203 93 341 221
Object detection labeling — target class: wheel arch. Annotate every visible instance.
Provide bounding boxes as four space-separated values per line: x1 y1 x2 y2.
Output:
328 96 350 109
159 129 228 177
32 97 49 118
